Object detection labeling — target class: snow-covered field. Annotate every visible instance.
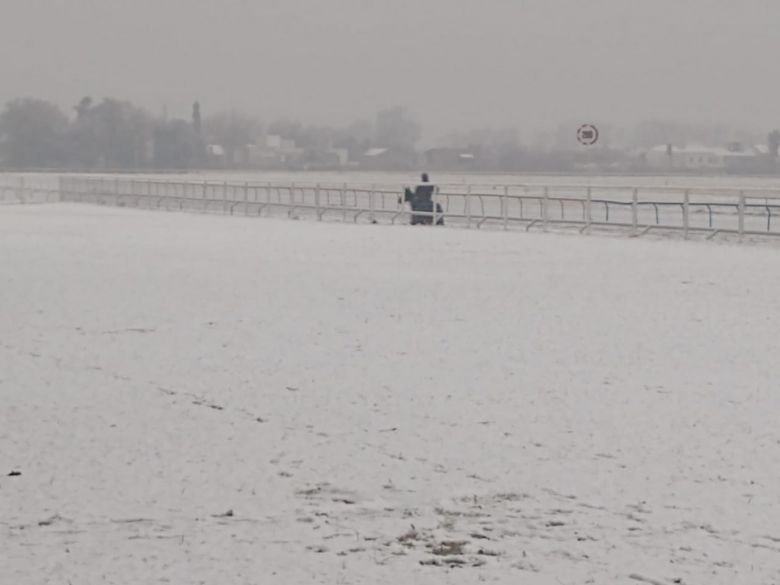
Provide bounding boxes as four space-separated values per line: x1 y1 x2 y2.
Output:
2 203 779 584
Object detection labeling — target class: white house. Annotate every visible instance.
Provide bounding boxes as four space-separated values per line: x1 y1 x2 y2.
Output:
646 144 726 170
646 143 769 173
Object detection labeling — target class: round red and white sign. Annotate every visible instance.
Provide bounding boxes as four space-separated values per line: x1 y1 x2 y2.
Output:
577 124 599 146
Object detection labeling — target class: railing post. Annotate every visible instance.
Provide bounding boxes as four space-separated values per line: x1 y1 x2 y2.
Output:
738 191 745 241
766 202 772 232
632 188 639 235
432 186 438 226
543 187 549 231
521 187 527 219
341 182 347 222
502 185 509 230
585 187 592 234
370 183 376 223
286 182 295 218
683 189 690 239
315 183 321 220
466 185 472 228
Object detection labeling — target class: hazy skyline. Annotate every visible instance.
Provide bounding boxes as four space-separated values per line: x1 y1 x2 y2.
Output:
2 0 780 142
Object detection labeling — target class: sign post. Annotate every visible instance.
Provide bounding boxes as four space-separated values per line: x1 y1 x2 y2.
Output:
577 124 600 229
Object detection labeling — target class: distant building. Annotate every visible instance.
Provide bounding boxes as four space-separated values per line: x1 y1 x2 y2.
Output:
329 148 349 167
265 135 282 150
645 143 770 174
206 144 226 166
364 147 389 158
245 136 306 169
300 148 349 170
359 147 417 170
646 144 725 170
424 148 477 170
722 142 767 173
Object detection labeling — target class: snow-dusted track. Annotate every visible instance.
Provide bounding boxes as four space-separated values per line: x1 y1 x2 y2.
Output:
2 204 779 584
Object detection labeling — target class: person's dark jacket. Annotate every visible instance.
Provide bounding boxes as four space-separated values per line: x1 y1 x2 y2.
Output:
402 183 443 225
403 184 434 208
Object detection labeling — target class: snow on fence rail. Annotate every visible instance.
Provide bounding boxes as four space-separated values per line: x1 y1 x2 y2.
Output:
0 175 60 204
5 174 780 240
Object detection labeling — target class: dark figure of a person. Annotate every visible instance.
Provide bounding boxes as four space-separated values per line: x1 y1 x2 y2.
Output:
402 173 444 225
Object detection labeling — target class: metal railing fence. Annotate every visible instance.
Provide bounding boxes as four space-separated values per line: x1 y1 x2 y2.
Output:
4 174 780 240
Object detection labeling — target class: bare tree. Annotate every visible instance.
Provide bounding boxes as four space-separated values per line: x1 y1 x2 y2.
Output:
0 98 69 168
205 111 261 167
374 106 421 151
69 98 153 169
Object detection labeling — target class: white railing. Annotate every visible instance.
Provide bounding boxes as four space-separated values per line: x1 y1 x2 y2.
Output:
0 176 60 204
6 174 780 240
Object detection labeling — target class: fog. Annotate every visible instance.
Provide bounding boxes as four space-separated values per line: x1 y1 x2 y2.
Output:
2 0 780 141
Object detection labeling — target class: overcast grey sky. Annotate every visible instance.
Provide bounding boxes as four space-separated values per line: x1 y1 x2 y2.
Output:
2 0 779 141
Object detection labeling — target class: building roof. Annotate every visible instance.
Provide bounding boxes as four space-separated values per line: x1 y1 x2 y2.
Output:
363 148 389 157
648 143 761 158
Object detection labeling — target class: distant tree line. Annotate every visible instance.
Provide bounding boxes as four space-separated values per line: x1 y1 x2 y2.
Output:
1 95 778 172
0 96 195 169
0 96 424 170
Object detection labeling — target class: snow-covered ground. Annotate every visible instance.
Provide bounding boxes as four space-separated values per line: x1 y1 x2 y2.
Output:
2 203 779 585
